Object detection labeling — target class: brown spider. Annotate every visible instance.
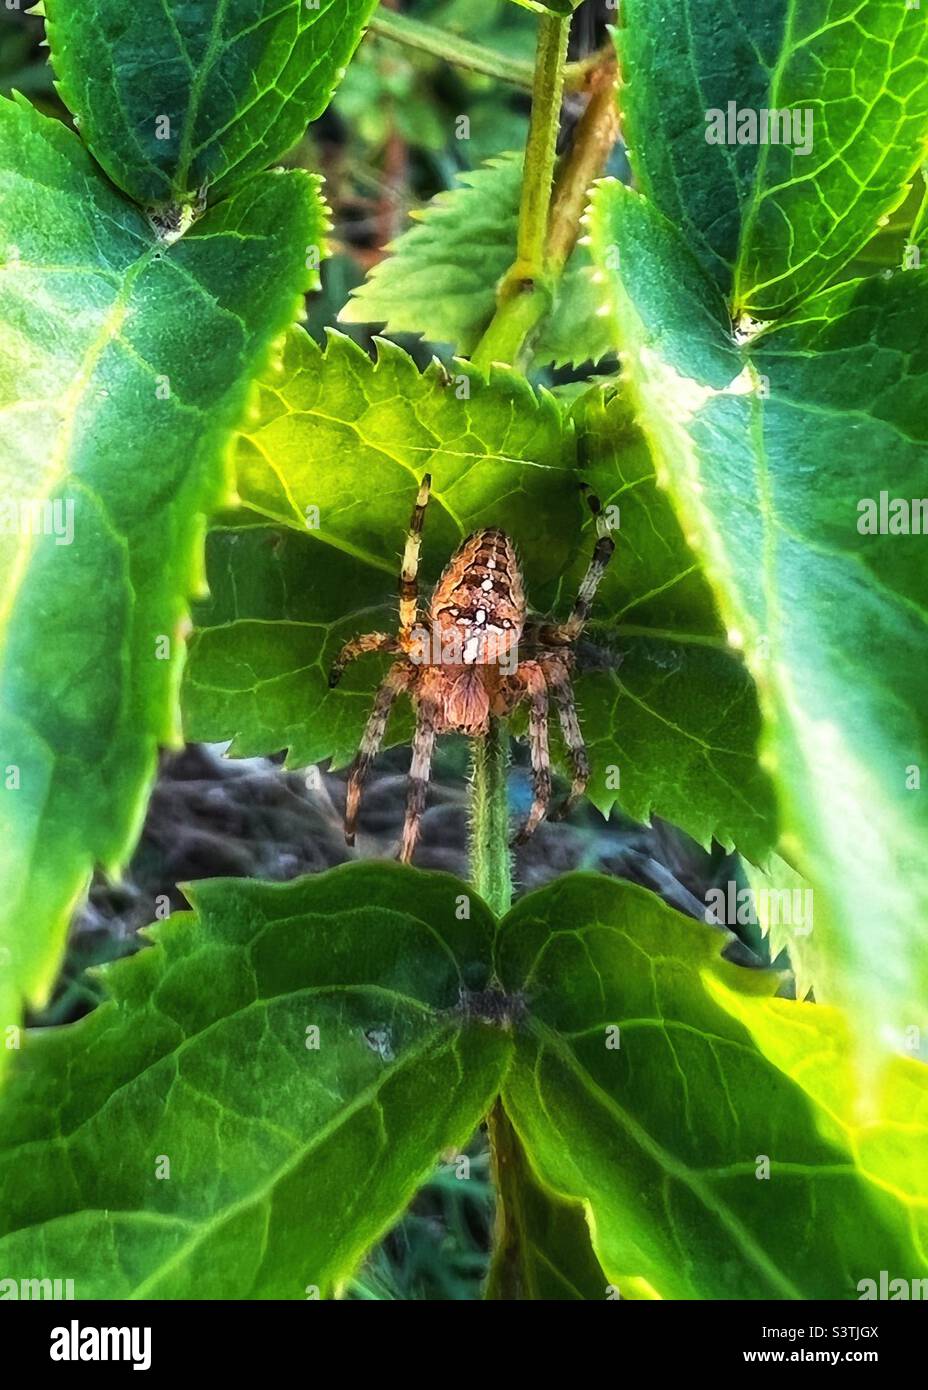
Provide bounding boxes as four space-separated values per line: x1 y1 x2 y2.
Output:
329 475 615 863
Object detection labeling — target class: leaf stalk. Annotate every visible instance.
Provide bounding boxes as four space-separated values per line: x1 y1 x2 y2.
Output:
368 8 602 93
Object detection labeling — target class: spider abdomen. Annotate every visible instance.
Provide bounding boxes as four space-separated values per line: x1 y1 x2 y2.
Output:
429 528 525 666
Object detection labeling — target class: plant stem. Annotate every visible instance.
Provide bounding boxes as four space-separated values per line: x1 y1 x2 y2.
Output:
467 286 551 377
368 9 536 90
469 724 524 1299
469 718 512 917
369 7 602 93
516 13 571 278
470 12 570 373
465 24 620 1305
470 28 619 373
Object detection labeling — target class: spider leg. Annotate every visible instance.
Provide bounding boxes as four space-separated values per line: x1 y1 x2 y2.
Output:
540 653 590 820
534 485 616 647
329 632 400 688
344 661 412 845
399 697 439 863
399 473 432 638
512 661 551 846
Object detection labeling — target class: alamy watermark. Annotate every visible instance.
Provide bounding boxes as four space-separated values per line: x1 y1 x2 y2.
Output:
857 492 928 535
705 103 813 156
50 1320 151 1370
0 497 74 545
858 1272 928 1300
0 1275 75 1299
705 881 814 936
408 622 519 673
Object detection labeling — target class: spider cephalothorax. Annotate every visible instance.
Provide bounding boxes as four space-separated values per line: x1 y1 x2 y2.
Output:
329 475 615 862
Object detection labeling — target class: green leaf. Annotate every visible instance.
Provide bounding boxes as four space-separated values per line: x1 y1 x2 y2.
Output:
232 330 578 596
617 0 928 316
0 863 510 1298
842 179 925 278
339 153 614 370
496 874 928 1299
183 328 776 860
185 519 410 772
590 179 928 1048
567 387 776 856
4 857 922 1300
0 95 321 1077
44 0 378 208
707 968 928 1224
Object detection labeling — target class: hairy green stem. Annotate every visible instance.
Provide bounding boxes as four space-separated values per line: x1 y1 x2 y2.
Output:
516 13 571 277
469 718 512 917
470 12 570 373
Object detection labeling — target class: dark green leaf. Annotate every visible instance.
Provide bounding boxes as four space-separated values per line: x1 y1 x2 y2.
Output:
3 856 923 1300
618 0 928 315
0 864 509 1298
44 0 378 207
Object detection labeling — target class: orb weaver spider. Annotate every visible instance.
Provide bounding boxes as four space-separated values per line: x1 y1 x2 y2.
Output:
329 475 615 863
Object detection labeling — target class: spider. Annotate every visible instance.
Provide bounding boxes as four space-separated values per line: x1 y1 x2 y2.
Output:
329 475 615 863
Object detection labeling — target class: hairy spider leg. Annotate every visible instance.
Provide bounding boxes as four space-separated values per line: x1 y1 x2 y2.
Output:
399 473 432 636
344 661 413 844
532 485 616 647
329 631 399 688
329 474 432 686
399 695 440 863
512 661 552 845
540 651 590 820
